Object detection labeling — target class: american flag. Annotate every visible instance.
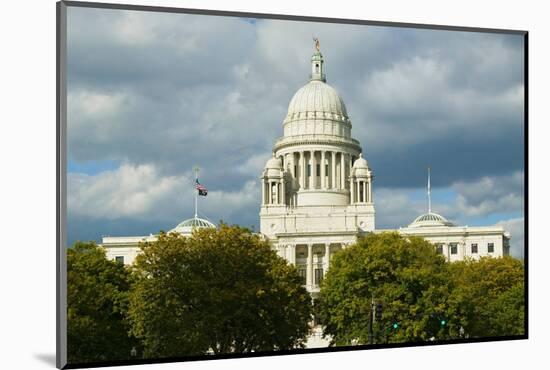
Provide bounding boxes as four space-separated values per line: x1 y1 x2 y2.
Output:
195 179 208 196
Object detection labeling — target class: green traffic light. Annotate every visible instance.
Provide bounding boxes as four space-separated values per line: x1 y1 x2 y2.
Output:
440 320 446 326
392 323 399 329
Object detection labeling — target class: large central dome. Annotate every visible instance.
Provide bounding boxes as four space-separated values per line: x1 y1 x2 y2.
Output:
280 50 354 140
286 80 348 121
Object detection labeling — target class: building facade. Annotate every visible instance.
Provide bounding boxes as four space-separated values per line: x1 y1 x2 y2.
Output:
259 46 510 295
259 48 375 295
103 44 511 272
100 43 512 349
102 217 215 265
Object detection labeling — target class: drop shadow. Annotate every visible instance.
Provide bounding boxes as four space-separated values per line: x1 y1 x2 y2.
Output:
34 353 57 367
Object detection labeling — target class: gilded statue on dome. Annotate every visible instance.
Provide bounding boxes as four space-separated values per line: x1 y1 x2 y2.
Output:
313 37 320 51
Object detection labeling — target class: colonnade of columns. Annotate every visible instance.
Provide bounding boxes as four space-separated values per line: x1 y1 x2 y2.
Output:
261 177 286 205
281 150 355 191
284 243 345 288
350 177 373 204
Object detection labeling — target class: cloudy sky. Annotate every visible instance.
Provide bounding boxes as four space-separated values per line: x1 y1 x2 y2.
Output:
66 7 525 257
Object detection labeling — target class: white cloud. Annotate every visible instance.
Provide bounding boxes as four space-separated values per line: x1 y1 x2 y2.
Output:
496 217 525 258
450 171 524 218
373 187 424 229
374 172 524 231
68 163 260 227
68 163 188 220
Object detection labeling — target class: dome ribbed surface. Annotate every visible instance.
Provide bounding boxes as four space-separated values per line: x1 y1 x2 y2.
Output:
265 156 282 169
409 212 453 228
171 217 216 234
286 80 348 120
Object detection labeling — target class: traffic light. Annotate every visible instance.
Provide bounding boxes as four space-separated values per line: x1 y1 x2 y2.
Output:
440 319 447 327
392 322 399 330
375 303 383 321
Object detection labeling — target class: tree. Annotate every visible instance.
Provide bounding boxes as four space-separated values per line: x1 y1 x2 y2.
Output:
445 256 525 338
127 224 312 358
317 232 450 345
67 241 138 364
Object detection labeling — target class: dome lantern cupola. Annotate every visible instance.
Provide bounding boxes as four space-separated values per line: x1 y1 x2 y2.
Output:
310 37 326 82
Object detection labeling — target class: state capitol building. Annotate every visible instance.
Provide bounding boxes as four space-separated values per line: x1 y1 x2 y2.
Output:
102 44 511 337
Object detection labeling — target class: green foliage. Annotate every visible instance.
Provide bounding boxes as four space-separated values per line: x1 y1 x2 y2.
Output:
127 224 312 358
317 232 449 345
445 256 525 338
317 232 525 346
67 241 138 364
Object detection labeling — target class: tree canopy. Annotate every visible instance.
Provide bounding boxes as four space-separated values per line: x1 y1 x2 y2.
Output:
67 241 138 364
127 224 312 358
316 232 525 346
445 256 525 338
317 232 450 345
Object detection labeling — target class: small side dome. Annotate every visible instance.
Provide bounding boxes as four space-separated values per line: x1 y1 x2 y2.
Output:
264 155 282 170
408 212 453 228
352 153 369 177
352 153 368 168
264 155 283 177
171 217 216 235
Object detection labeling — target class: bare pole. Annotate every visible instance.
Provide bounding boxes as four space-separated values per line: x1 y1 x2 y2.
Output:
194 166 199 219
428 166 431 214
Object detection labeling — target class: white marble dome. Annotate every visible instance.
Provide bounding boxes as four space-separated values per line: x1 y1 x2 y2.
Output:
352 154 369 177
408 212 453 228
286 80 348 120
264 155 283 177
265 155 282 169
170 217 216 235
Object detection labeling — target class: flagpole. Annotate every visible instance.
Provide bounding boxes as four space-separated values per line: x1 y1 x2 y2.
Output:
427 166 431 214
194 166 199 219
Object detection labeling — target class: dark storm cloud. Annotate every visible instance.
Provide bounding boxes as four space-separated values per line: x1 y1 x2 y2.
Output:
66 7 525 246
67 8 524 187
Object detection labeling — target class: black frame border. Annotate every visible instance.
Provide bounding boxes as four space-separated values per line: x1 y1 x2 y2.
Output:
56 1 529 369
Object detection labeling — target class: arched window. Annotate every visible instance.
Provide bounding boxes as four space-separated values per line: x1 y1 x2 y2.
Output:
315 63 319 73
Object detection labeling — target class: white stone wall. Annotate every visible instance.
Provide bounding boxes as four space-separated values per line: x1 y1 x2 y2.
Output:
383 226 510 262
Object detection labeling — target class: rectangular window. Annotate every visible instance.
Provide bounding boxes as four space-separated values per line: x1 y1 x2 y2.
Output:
316 164 320 176
115 256 124 264
294 165 297 176
298 267 307 285
488 243 494 253
314 268 324 285
436 244 443 254
325 164 329 175
307 164 311 176
450 243 458 255
471 243 478 254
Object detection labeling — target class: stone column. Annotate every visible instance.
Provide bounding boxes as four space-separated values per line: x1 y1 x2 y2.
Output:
321 150 326 189
307 244 313 288
350 175 355 204
300 151 305 189
331 151 336 189
340 152 346 189
368 178 372 203
281 176 285 205
362 181 367 204
310 150 316 189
